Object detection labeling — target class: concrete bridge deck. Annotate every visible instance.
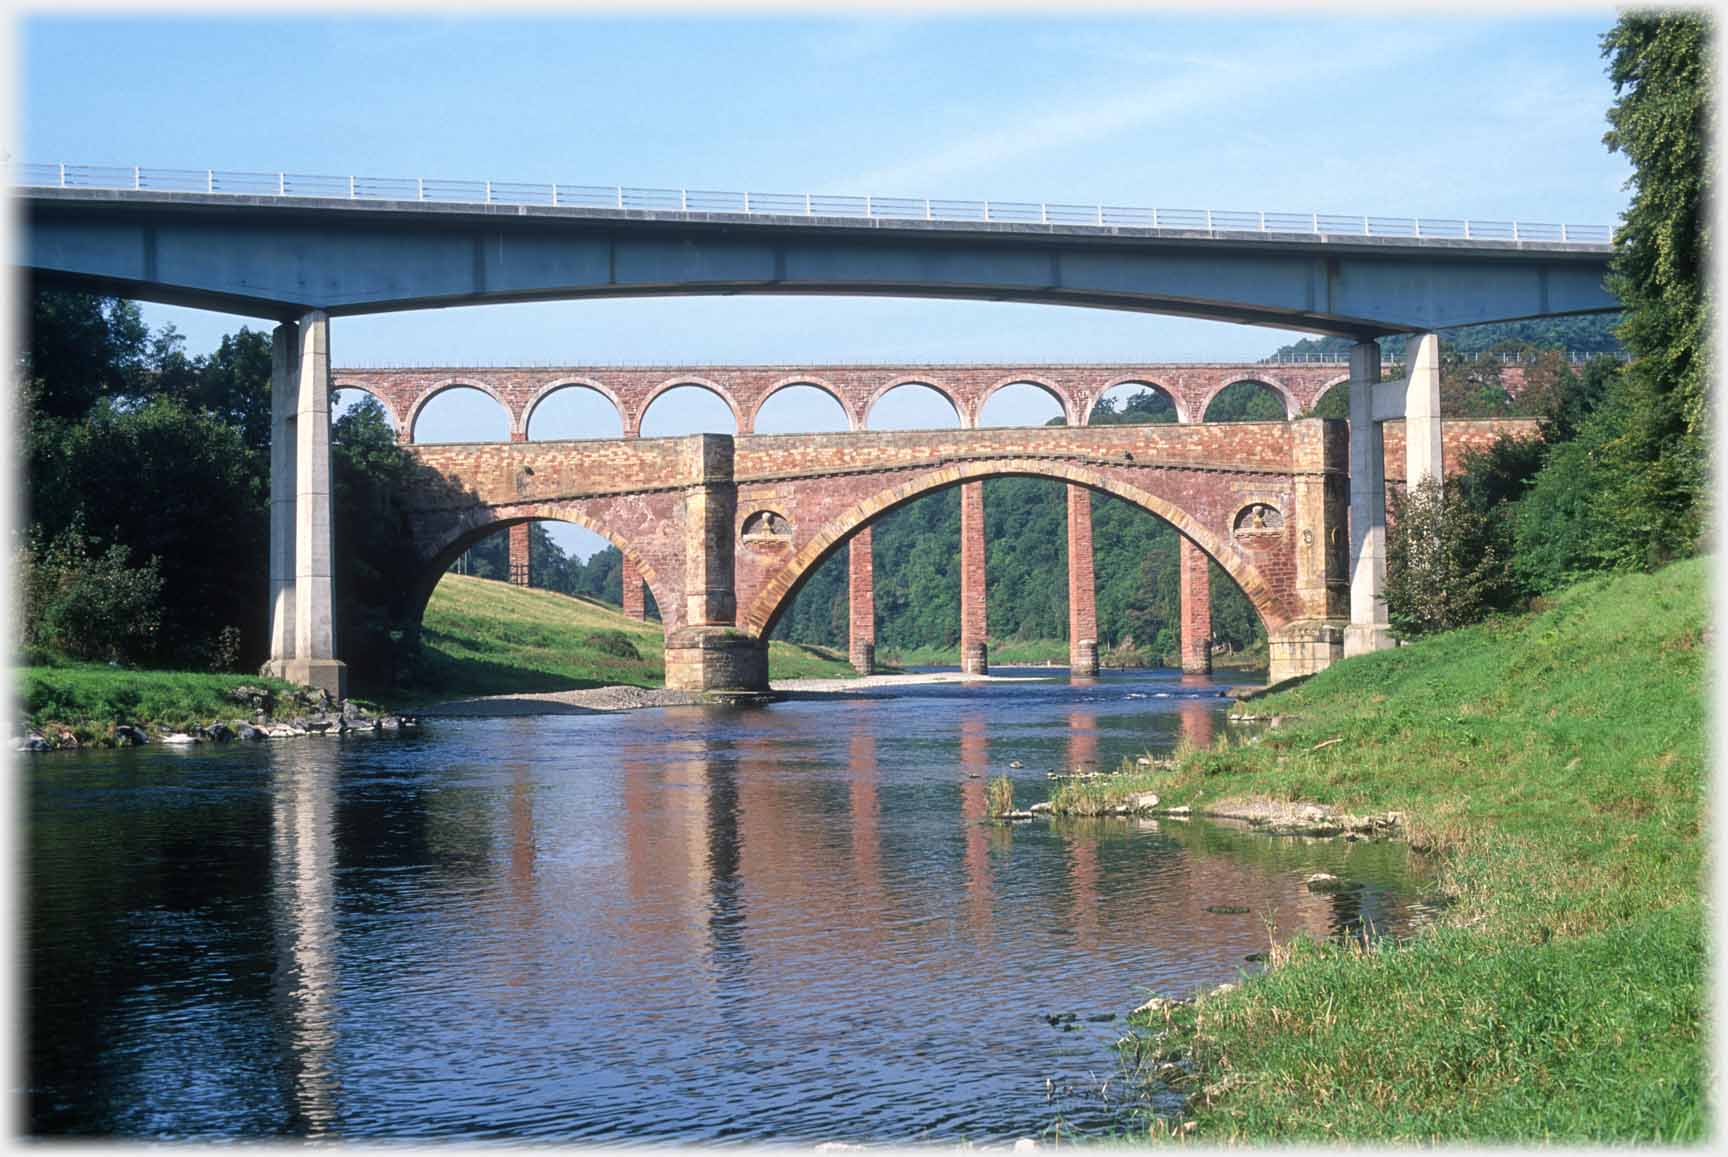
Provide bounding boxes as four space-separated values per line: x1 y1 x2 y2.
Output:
21 185 1616 337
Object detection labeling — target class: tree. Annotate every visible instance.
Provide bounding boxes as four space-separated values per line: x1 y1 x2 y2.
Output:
21 291 152 421
20 523 164 664
1598 11 1711 562
1385 478 1518 637
331 395 434 683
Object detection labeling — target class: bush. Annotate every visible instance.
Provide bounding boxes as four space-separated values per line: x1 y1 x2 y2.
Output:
1385 478 1517 638
20 525 164 663
585 629 641 660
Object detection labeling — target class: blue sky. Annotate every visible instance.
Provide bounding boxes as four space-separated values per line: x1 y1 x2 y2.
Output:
20 11 1630 556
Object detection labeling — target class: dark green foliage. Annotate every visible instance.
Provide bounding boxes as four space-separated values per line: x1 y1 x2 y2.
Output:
22 293 273 670
1533 356 1618 445
1203 380 1287 421
330 396 431 684
770 547 850 645
21 291 153 421
585 629 641 660
27 394 267 669
20 524 164 663
1306 383 1351 419
773 475 1266 661
875 486 963 651
1598 10 1710 562
1088 386 1178 425
1489 13 1710 594
1384 478 1518 637
1271 315 1624 363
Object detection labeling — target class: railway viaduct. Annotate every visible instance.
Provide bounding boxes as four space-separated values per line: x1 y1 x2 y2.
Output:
16 169 1617 696
339 362 1539 686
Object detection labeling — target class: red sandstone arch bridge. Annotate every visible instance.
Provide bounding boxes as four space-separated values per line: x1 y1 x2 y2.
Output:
333 361 1538 690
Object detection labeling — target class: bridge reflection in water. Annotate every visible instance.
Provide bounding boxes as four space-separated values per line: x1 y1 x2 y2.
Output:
38 686 1422 1140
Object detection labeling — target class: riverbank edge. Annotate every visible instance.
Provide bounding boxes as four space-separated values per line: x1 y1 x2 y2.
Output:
1063 560 1707 1143
15 665 1134 743
14 664 416 751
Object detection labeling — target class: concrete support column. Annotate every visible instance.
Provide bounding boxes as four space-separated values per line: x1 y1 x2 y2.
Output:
265 321 299 674
1178 536 1212 675
1404 332 1444 491
959 480 988 676
1345 339 1393 657
849 527 876 675
508 522 532 587
1066 484 1099 676
285 311 345 700
620 555 646 620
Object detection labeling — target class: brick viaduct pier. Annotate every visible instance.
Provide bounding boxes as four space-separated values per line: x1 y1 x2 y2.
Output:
332 360 1537 688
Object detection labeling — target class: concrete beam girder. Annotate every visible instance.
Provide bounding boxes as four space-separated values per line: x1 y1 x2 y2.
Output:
21 190 1618 336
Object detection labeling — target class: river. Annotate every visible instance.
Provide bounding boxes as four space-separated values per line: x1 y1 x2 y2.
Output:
25 668 1424 1141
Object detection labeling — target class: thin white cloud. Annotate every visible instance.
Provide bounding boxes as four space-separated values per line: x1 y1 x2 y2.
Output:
834 24 1480 196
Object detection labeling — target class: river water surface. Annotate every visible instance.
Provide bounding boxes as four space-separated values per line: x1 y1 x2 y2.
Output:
26 669 1423 1141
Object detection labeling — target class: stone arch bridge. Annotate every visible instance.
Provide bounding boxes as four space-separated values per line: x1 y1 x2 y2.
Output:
371 362 1536 690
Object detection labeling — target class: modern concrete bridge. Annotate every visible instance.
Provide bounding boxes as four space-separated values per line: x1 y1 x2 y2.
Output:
22 180 1614 336
13 172 1617 696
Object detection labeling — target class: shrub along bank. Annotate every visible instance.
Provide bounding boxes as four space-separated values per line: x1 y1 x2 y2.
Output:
1073 559 1705 1142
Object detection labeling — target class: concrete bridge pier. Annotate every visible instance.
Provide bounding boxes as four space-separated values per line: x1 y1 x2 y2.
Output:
663 435 768 696
1179 537 1213 675
1345 339 1393 657
1066 485 1099 677
263 312 347 700
849 528 876 675
1344 332 1444 659
959 481 989 676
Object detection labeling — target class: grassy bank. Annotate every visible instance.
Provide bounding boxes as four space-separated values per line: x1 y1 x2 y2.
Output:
20 665 313 744
1082 560 1706 1142
401 574 855 700
20 576 858 738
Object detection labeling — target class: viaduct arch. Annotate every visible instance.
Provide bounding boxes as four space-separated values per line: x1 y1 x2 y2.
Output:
741 463 1280 640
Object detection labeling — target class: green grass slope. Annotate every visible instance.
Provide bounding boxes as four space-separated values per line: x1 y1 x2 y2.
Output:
408 574 855 698
1101 559 1708 1142
20 665 310 742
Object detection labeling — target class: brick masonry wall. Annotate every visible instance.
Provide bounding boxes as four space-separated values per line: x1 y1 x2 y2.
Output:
399 417 1530 646
849 528 875 670
620 555 646 620
960 481 988 670
336 362 1357 439
1066 484 1097 649
1179 537 1212 674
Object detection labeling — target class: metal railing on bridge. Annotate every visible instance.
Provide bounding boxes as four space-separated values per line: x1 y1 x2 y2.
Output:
11 161 1614 246
1258 350 1629 366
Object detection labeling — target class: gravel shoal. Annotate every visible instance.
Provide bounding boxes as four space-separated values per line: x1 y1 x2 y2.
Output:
418 671 1046 716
